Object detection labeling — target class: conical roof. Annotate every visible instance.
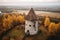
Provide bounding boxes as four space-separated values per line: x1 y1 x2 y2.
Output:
26 8 37 21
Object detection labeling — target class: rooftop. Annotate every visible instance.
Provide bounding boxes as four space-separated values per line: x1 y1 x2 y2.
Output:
26 8 37 21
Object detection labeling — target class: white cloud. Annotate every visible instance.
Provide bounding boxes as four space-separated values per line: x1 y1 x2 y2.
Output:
0 0 59 2
0 0 60 6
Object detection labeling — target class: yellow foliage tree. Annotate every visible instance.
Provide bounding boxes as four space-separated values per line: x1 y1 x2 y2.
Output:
55 22 60 32
11 13 20 21
48 22 56 34
2 13 13 29
2 13 25 30
16 15 25 23
44 17 50 28
12 14 17 21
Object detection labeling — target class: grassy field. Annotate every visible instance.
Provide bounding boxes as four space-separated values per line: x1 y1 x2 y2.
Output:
2 25 50 40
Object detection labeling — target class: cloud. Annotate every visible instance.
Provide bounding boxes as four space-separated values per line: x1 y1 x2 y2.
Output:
0 0 60 2
0 0 60 6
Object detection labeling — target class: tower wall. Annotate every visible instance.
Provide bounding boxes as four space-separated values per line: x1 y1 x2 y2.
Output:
25 20 38 35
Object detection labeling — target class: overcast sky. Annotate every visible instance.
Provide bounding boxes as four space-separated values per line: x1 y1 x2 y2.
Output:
0 0 60 6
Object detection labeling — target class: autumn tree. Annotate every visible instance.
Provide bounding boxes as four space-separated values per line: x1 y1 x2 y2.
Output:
44 17 50 28
55 22 60 32
2 13 13 29
16 15 25 23
11 13 20 21
2 13 25 31
48 22 56 34
11 14 17 21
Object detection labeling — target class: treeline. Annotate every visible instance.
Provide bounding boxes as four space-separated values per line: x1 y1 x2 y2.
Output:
0 12 25 35
44 16 60 34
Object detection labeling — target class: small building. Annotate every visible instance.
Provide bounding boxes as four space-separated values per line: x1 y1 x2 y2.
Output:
25 8 38 35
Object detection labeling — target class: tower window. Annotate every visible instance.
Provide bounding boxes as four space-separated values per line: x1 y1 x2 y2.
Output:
29 25 31 27
26 30 30 35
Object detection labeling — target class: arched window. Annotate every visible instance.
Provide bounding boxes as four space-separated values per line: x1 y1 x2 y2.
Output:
27 30 30 35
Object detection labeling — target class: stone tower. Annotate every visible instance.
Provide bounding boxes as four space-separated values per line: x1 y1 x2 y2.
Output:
25 8 38 35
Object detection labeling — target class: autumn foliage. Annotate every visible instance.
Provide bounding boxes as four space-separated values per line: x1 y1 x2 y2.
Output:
2 13 13 29
44 16 60 34
16 15 25 23
48 22 56 34
55 22 60 32
3 13 25 26
44 17 50 28
0 12 25 34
